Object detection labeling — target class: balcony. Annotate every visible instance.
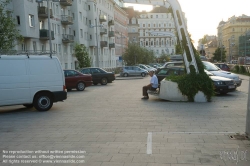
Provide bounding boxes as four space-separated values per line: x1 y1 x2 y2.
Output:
99 14 107 22
62 34 74 43
38 6 53 18
109 31 114 37
39 29 55 40
100 28 107 35
61 15 73 25
109 43 115 48
100 41 108 47
60 0 72 6
108 20 114 26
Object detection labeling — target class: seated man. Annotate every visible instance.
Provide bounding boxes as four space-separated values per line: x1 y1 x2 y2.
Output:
142 70 159 99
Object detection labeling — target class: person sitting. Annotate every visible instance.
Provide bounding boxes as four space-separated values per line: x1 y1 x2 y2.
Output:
141 70 158 99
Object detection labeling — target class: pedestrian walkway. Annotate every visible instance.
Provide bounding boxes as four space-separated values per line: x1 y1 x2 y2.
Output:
0 77 249 166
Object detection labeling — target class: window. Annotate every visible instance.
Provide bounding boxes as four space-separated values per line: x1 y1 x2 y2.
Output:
90 35 92 40
29 14 34 27
84 32 87 39
58 44 61 53
73 30 75 36
89 20 91 26
79 12 82 21
17 16 20 25
22 44 27 51
58 25 60 34
88 5 90 10
41 44 46 52
33 41 37 51
80 29 83 38
72 13 74 20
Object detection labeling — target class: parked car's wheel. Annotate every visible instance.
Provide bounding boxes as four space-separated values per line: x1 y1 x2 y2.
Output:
124 73 128 77
101 78 108 85
33 92 53 111
23 104 33 108
93 83 98 85
141 73 146 77
76 82 85 91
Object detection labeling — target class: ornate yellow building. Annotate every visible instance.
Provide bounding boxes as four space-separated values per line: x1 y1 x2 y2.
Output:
217 15 250 61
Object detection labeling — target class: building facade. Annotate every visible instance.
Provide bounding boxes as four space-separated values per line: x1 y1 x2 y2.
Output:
114 2 128 67
5 0 128 70
217 15 250 61
137 7 177 57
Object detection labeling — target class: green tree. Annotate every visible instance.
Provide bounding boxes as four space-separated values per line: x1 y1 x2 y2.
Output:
158 53 170 63
74 44 91 69
212 47 226 62
123 43 156 65
0 0 23 51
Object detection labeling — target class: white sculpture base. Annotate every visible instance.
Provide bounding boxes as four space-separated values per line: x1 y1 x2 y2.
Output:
159 80 207 102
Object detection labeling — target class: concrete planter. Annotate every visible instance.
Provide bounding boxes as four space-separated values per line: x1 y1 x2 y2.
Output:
159 80 207 102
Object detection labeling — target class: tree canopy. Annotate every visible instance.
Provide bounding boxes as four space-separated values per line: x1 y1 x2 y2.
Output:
0 0 23 51
74 44 91 69
123 43 156 65
212 47 226 62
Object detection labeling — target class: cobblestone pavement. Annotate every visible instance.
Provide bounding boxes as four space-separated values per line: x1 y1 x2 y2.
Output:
0 75 250 166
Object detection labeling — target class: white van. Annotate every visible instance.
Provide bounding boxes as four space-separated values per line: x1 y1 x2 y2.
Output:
0 55 67 111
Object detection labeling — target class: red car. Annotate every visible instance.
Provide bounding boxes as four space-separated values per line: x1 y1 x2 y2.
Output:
64 69 92 91
214 63 230 71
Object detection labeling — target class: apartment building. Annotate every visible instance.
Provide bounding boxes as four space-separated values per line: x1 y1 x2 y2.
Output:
217 14 250 61
198 35 217 59
123 7 139 44
114 1 128 67
5 0 127 69
137 7 177 57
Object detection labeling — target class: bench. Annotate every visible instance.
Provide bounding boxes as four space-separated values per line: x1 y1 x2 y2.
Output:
147 89 160 96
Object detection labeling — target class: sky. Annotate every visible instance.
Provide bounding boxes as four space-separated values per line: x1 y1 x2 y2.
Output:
124 0 250 48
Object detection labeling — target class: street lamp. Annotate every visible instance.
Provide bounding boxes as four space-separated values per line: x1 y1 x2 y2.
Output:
201 44 204 56
228 37 235 63
36 0 60 57
220 45 224 62
89 22 103 67
116 32 126 67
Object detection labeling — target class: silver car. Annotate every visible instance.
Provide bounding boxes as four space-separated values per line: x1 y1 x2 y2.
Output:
203 61 242 86
120 66 148 77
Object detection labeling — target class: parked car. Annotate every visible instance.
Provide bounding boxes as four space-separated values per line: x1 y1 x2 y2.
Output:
120 66 148 77
64 69 92 91
145 65 157 71
0 55 67 111
155 66 185 82
149 63 162 69
156 65 236 95
158 61 184 71
214 63 230 71
202 61 242 86
137 64 151 72
205 70 236 94
79 67 115 85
